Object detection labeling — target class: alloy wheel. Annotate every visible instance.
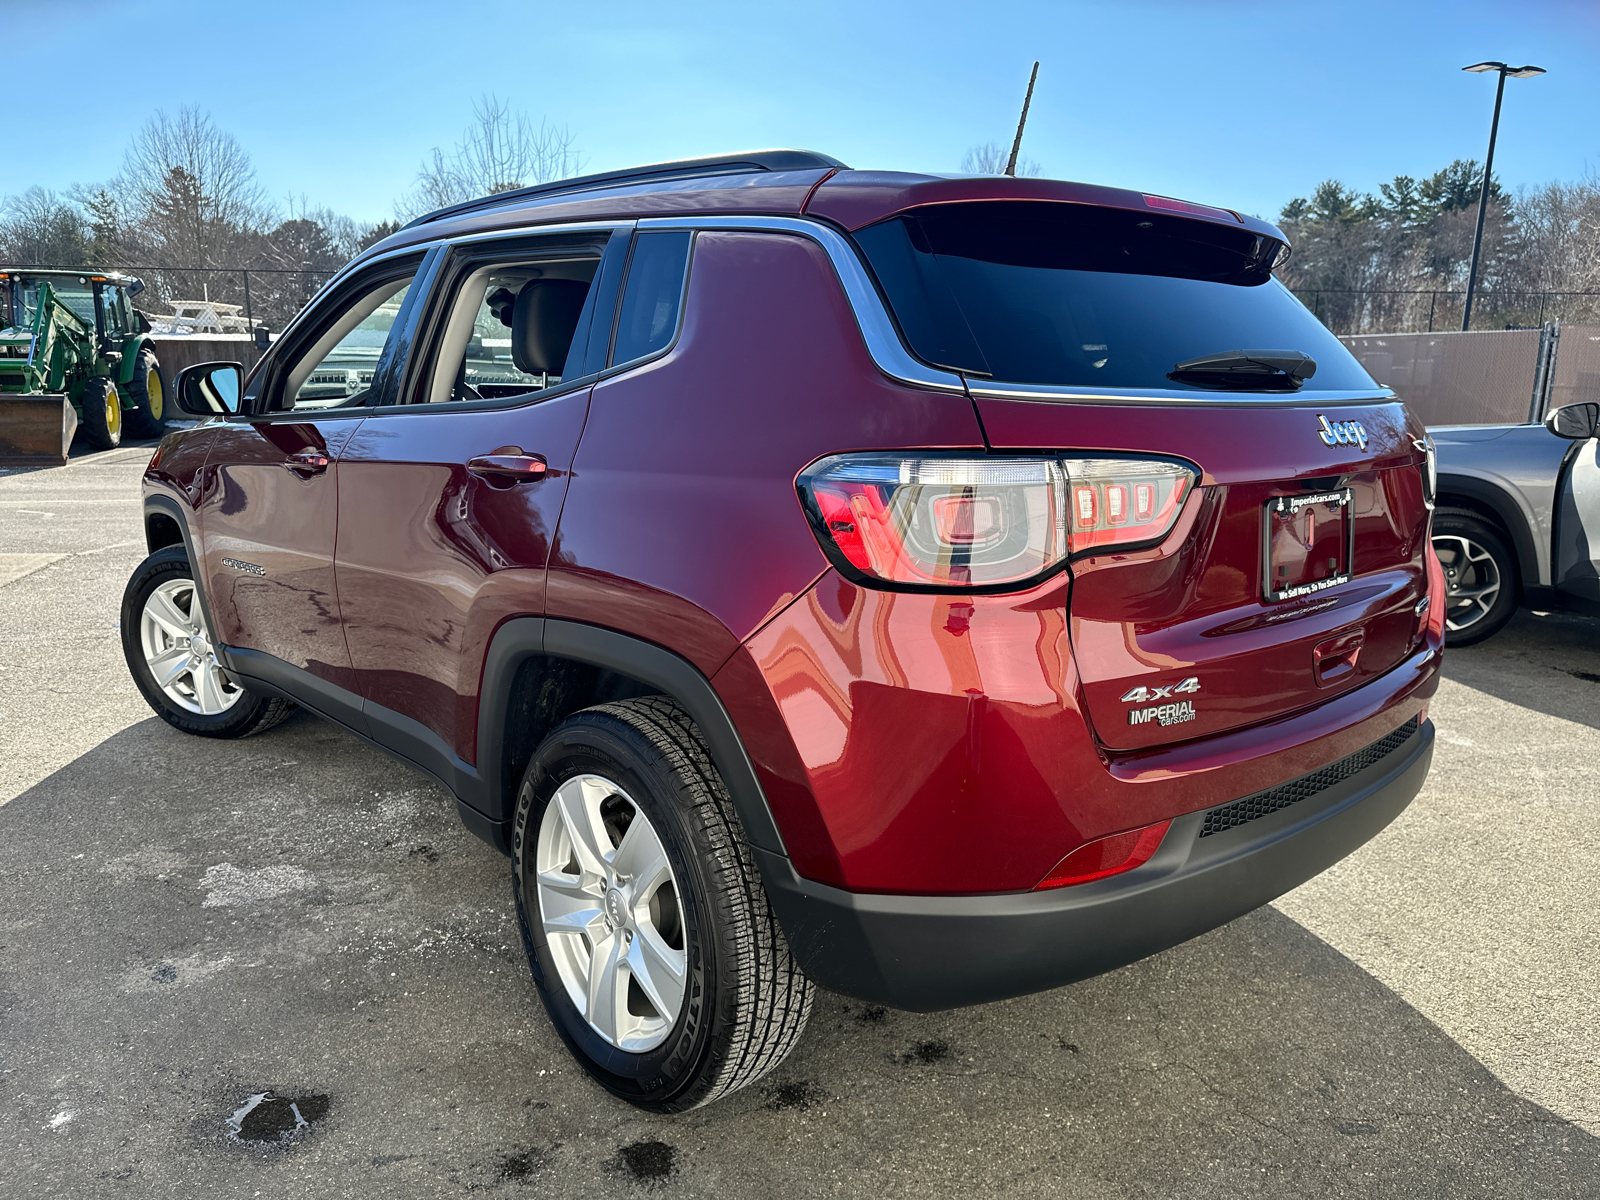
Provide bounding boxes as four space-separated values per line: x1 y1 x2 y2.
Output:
535 774 688 1052
106 385 122 436
1433 533 1503 632
139 578 243 715
147 369 164 420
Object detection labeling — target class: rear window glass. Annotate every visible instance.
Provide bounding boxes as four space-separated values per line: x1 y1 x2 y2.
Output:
853 201 1375 392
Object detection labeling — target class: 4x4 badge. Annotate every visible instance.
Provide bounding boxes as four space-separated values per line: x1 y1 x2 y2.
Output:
1317 414 1368 451
1121 676 1200 704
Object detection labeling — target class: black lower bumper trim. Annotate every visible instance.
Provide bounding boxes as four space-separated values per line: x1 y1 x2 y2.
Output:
757 719 1433 1012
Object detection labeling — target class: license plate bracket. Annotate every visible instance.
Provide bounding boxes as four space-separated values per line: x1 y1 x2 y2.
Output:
1263 489 1354 602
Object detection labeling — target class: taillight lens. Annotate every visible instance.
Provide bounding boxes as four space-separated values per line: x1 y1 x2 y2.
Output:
797 453 1196 591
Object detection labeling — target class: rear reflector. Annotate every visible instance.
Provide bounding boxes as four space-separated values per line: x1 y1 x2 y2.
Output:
1034 820 1171 890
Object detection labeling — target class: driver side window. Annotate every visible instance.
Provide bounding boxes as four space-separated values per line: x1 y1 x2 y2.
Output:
279 274 414 411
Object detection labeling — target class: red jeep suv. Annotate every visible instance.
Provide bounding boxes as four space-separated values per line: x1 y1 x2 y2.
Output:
122 150 1444 1112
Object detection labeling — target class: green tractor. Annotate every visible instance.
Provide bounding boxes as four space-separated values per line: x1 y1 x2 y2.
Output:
0 268 167 463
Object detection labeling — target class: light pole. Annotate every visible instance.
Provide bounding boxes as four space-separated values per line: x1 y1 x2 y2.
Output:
1460 61 1545 331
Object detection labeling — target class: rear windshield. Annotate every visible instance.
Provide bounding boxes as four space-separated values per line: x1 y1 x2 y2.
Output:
852 201 1375 392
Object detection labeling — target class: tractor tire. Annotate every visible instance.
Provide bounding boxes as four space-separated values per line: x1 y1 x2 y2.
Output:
77 377 124 452
125 349 167 438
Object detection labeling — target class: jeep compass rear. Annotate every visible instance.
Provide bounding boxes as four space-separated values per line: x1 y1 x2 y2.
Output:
124 153 1441 1112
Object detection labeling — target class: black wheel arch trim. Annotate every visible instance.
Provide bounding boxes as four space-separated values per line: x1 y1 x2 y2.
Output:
1434 472 1538 591
142 494 222 643
489 619 787 856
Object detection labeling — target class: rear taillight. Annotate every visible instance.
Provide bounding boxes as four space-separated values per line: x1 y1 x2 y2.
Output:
797 453 1196 591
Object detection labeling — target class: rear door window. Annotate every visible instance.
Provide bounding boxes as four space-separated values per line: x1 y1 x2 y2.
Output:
853 201 1375 392
610 231 691 368
408 245 604 406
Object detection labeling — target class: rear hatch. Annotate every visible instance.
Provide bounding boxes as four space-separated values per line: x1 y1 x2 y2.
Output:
851 198 1432 751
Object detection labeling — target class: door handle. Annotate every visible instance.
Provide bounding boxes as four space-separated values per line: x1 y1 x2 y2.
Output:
283 450 330 476
467 447 548 486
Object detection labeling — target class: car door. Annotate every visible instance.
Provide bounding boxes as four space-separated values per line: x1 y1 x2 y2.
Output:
334 227 629 767
1554 420 1600 605
196 255 424 725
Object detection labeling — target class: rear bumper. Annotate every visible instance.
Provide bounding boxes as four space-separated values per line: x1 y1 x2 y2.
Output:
758 718 1433 1011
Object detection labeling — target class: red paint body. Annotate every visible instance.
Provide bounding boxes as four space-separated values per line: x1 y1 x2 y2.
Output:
143 167 1442 905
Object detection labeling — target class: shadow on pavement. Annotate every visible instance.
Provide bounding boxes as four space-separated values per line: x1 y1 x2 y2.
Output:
1444 607 1600 732
0 713 1595 1198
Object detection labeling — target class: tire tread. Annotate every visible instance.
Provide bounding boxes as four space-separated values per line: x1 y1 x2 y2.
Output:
570 696 813 1110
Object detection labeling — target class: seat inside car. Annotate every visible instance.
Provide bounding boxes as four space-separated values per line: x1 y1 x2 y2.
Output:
511 278 589 376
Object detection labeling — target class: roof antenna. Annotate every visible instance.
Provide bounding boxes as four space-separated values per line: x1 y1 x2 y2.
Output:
1004 62 1040 177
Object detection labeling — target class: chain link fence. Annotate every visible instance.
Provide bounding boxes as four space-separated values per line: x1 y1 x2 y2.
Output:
1291 288 1600 337
121 265 340 334
1340 323 1600 426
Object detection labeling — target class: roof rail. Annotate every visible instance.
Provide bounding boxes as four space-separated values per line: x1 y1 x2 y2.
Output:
400 149 849 230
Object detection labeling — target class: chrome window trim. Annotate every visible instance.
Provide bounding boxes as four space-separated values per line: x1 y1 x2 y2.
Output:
274 220 638 350
966 381 1399 406
637 214 967 395
639 215 1398 407
311 214 1396 409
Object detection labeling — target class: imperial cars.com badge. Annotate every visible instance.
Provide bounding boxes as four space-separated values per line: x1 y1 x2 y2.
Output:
1127 700 1198 727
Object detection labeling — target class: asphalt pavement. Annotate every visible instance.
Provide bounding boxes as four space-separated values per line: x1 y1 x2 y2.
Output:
1 444 1597 1198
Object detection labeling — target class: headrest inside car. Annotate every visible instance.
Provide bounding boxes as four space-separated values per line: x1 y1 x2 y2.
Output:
511 279 589 376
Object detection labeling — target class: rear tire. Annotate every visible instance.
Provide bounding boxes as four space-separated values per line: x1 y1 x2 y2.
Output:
121 546 296 738
512 696 813 1112
1433 510 1519 647
124 349 167 438
77 376 123 451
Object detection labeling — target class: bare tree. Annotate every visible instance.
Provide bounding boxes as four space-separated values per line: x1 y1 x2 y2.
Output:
0 187 90 266
961 141 1041 178
400 94 582 220
1507 178 1600 307
113 106 268 270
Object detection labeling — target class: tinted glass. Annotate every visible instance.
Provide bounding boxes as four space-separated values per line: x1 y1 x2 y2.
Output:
286 277 412 410
854 202 1375 392
420 258 598 405
611 231 691 367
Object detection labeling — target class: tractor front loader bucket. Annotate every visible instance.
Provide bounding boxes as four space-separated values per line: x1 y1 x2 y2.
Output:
0 394 78 465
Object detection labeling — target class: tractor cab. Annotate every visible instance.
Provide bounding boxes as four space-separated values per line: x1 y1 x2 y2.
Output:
1 270 148 348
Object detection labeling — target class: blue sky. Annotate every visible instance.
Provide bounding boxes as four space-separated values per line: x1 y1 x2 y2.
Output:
11 0 1599 226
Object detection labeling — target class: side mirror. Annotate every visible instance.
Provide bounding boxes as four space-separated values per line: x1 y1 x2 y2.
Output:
174 361 243 415
126 278 146 298
1546 402 1600 441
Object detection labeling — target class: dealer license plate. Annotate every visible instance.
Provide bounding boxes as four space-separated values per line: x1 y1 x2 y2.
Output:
1263 489 1353 602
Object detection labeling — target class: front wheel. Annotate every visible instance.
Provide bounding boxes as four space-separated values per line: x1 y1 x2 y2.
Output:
1432 510 1520 647
120 546 296 737
513 697 813 1112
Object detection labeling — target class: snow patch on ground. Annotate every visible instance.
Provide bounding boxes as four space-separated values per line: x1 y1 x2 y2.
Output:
200 862 315 907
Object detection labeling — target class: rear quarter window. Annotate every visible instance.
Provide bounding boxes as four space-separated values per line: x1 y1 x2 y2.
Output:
611 231 692 367
853 201 1375 393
